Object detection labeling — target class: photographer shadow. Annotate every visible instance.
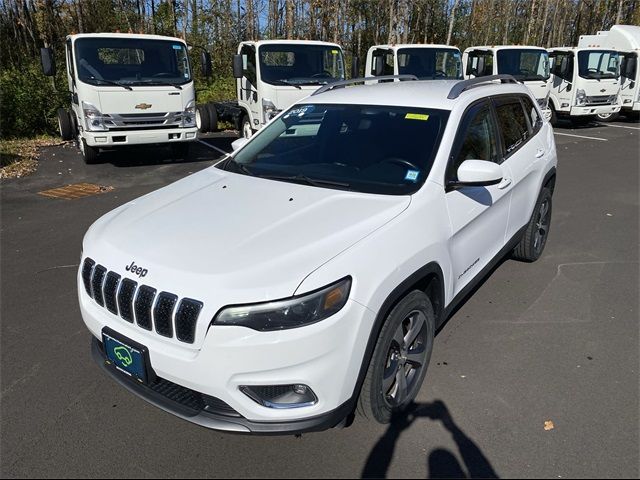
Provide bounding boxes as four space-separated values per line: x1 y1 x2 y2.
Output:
361 400 498 479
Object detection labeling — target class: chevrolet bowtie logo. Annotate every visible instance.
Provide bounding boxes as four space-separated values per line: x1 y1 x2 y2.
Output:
135 103 153 110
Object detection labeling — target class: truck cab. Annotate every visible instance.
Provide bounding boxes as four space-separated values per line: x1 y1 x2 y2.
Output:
41 33 199 164
462 46 551 118
364 44 462 80
233 40 346 138
547 47 621 124
578 25 639 120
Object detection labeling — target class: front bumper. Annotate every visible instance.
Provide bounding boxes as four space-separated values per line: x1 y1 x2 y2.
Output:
83 127 198 147
570 105 621 116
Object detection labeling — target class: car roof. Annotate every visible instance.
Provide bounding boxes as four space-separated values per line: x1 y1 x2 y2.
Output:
305 79 532 110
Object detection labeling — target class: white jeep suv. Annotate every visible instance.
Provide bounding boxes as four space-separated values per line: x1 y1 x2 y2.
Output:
79 74 557 434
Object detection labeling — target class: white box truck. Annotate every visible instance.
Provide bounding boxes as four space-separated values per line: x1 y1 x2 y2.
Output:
462 46 552 119
578 25 639 120
364 44 462 80
547 47 621 125
41 33 206 164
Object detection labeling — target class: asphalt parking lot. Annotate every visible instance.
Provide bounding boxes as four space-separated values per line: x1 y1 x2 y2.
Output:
1 119 638 478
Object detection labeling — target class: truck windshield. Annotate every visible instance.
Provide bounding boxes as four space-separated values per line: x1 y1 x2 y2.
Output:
221 104 449 195
497 49 550 81
578 50 620 79
397 48 462 79
74 37 191 87
258 45 345 86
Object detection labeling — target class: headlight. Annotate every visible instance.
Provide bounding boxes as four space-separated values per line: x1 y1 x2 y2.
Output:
213 277 351 331
575 89 587 106
181 100 196 127
262 98 281 123
537 95 549 110
82 101 107 131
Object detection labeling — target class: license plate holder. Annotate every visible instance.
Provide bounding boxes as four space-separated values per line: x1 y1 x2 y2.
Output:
102 327 152 384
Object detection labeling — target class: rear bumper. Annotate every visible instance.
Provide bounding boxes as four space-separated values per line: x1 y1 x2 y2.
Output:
91 337 353 434
570 105 621 116
83 127 198 147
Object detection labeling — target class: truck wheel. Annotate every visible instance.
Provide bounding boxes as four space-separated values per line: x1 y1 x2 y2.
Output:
206 103 218 132
241 115 254 139
196 105 210 133
171 142 190 159
512 188 552 262
80 139 100 164
357 290 435 424
57 108 73 141
596 112 620 122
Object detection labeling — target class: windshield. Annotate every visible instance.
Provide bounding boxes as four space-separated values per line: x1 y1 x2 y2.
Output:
497 49 550 81
397 48 462 79
220 104 449 195
74 37 191 87
258 44 345 86
578 50 619 79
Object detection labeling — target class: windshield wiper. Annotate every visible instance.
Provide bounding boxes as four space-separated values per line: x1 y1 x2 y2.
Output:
275 79 302 89
224 157 254 176
260 173 351 189
88 77 132 90
130 80 183 90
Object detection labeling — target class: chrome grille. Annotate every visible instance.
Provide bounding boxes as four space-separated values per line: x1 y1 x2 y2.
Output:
81 258 203 344
103 112 182 129
586 95 616 105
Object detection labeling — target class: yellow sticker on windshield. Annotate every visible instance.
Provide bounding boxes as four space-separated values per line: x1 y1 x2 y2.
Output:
405 113 430 121
331 50 339 54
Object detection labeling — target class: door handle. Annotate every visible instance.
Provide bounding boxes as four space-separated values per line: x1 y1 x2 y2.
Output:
498 178 512 189
535 149 545 158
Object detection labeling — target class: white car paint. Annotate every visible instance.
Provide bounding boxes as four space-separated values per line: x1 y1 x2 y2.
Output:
79 78 557 433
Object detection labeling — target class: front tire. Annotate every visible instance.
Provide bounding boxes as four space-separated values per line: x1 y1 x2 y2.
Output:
513 188 552 262
57 108 73 141
241 115 254 139
79 139 100 164
196 105 210 133
357 290 435 424
596 112 620 122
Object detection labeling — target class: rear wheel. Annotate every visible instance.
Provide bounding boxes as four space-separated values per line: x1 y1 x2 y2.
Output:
57 108 73 141
80 139 100 164
596 112 620 122
206 103 218 132
357 290 435 424
196 105 210 133
513 188 552 262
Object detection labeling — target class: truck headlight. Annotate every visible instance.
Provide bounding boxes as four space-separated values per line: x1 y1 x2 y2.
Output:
537 95 549 110
181 100 196 127
575 89 587 106
213 277 351 331
82 101 107 131
262 98 281 123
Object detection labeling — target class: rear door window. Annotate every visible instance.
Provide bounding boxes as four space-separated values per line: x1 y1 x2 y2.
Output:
494 97 530 157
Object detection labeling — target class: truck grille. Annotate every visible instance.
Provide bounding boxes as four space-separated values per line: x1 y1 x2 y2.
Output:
103 112 182 129
82 257 203 344
586 95 616 105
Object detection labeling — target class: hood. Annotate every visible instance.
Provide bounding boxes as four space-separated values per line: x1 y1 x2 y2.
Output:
271 85 323 111
579 78 620 96
84 167 410 306
96 86 191 114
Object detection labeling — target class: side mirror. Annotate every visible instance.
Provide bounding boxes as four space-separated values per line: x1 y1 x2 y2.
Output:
454 160 503 187
41 47 56 77
200 50 212 77
374 56 384 76
233 54 243 79
625 57 637 79
231 137 249 151
351 56 360 79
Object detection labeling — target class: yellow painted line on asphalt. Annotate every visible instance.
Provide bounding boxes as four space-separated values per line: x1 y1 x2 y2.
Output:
554 132 608 141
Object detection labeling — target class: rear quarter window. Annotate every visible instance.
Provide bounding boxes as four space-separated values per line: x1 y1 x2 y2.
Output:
494 98 530 156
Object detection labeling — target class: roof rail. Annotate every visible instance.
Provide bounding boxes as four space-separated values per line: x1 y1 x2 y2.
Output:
312 75 418 96
447 75 519 99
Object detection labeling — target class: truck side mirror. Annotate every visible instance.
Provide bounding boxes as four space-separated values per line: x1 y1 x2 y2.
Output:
40 47 56 77
477 57 485 76
625 57 637 79
200 50 212 78
233 54 243 79
374 56 384 76
351 56 360 79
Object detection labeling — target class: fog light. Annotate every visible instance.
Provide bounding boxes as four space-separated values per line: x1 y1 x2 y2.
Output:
240 384 318 409
185 132 196 139
95 137 108 143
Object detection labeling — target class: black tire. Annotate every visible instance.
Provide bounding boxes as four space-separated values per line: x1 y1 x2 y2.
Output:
513 188 552 262
196 105 210 133
357 290 435 424
171 142 190 159
80 139 100 164
69 111 78 137
549 105 558 127
57 108 73 141
206 103 218 132
596 112 620 122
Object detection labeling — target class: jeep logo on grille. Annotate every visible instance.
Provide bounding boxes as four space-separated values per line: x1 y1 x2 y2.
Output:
135 103 153 110
126 261 148 278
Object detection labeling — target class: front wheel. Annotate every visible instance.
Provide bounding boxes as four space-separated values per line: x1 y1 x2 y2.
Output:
241 115 254 139
80 139 100 164
357 290 435 424
512 188 552 262
596 112 620 122
57 108 73 141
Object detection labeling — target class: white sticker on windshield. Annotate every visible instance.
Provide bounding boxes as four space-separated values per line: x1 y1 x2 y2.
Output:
405 170 420 182
284 105 315 119
173 44 182 50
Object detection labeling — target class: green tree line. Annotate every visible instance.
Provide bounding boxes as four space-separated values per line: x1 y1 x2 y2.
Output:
1 0 639 138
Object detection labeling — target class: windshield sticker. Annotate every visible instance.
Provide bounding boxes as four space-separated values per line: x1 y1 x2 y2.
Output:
405 170 420 182
284 105 315 119
405 113 430 121
331 50 339 55
173 44 182 50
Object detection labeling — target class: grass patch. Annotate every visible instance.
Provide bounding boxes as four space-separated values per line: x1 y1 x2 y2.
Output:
0 135 63 179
